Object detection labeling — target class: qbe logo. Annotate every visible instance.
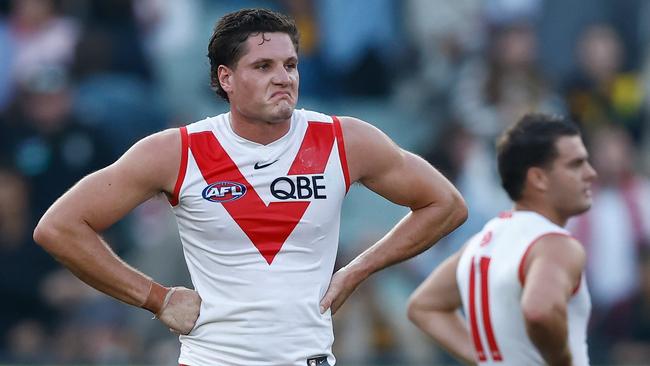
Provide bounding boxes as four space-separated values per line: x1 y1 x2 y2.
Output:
271 175 326 200
202 181 247 203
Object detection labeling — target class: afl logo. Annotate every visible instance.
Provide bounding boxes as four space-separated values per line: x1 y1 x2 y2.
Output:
202 181 247 203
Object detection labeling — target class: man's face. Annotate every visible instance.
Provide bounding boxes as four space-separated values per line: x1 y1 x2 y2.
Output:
544 135 597 217
221 32 299 123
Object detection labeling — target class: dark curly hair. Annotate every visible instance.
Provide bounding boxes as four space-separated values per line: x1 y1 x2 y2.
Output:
207 8 299 102
497 113 581 201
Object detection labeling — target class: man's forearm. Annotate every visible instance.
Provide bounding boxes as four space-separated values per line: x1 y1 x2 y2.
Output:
410 309 476 365
34 218 166 312
319 199 465 315
347 198 466 277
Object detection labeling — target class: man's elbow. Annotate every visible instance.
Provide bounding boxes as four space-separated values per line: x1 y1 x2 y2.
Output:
33 216 63 253
443 189 468 229
406 293 437 328
406 295 424 325
522 299 566 328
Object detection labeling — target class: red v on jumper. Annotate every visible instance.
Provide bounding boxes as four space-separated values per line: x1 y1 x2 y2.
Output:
190 122 335 264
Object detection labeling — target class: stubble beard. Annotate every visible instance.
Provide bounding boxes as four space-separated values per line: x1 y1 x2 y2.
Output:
566 197 592 218
267 100 295 123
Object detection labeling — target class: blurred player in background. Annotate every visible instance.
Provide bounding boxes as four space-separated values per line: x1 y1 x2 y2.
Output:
33 8 466 366
408 113 596 366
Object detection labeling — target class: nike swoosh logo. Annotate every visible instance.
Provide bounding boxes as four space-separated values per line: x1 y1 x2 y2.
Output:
253 159 279 170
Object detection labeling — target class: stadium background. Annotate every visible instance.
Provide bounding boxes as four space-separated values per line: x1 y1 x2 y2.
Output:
1 0 649 364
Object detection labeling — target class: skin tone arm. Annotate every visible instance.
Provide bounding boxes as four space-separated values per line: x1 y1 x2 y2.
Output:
407 248 477 365
33 129 200 334
320 117 468 314
521 234 586 366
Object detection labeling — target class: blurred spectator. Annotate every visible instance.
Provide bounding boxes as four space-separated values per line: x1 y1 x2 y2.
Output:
281 0 329 98
568 126 650 361
0 19 14 111
0 164 56 361
453 21 564 140
570 127 650 310
69 0 168 158
6 0 80 96
316 0 402 96
76 0 152 81
133 0 208 119
397 0 481 121
483 0 542 25
603 246 650 365
4 320 51 363
43 278 138 364
1 67 113 218
563 23 646 143
70 27 168 159
536 0 610 81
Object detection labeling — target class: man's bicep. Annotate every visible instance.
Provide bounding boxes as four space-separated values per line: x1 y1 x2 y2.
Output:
363 150 458 209
67 167 161 231
340 115 460 209
522 236 585 302
45 130 181 231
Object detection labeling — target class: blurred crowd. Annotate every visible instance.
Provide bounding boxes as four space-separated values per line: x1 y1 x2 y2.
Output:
1 0 649 365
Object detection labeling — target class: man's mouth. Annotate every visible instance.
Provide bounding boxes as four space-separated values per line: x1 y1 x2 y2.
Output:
271 91 291 99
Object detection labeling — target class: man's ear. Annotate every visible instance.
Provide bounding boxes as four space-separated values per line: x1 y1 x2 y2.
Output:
526 166 549 193
218 65 233 94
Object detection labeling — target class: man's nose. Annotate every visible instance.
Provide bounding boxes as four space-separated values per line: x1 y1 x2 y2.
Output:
585 162 598 181
272 66 291 85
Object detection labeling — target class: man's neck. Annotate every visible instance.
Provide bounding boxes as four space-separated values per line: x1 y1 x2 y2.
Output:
513 201 568 227
229 111 291 145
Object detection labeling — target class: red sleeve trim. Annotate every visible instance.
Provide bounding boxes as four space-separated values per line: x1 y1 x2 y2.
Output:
332 116 351 192
169 126 188 206
572 276 582 296
518 232 574 287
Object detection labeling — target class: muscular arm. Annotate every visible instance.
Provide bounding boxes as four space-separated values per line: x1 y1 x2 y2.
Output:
407 248 477 365
33 129 199 333
520 234 585 366
321 117 468 313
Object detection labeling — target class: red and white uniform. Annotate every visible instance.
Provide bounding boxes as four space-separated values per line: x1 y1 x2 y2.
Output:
169 109 349 365
456 211 591 366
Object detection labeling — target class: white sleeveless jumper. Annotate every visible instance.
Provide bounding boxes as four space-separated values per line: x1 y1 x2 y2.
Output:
170 109 349 365
457 211 590 365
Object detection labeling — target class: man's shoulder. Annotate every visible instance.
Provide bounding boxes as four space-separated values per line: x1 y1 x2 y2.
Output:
295 108 334 124
135 129 182 156
171 113 229 134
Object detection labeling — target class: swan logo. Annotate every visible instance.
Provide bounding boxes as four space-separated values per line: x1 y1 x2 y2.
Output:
202 181 247 203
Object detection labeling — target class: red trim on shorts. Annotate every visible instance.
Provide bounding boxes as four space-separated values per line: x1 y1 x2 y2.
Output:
169 126 188 206
332 116 350 192
518 232 574 287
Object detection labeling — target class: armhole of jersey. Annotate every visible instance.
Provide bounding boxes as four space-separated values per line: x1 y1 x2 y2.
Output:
332 115 351 192
572 276 581 296
169 126 188 206
518 232 574 287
